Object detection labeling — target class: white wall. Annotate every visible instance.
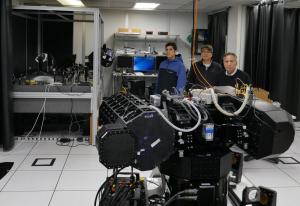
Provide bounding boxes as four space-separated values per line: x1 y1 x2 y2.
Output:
227 5 247 70
74 10 208 65
73 10 208 96
101 10 208 46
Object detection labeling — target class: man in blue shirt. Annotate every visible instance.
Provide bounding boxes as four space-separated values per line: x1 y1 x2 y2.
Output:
156 42 186 94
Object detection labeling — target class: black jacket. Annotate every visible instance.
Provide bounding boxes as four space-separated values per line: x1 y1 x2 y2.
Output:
216 69 251 87
187 61 223 89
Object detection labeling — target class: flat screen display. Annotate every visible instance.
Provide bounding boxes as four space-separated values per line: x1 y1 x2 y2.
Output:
133 56 155 73
117 56 133 68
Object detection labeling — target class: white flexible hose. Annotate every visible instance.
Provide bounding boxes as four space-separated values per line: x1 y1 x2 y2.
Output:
210 87 250 117
149 99 201 133
24 85 50 139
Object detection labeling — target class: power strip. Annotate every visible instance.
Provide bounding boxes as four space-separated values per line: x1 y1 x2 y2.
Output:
15 136 89 142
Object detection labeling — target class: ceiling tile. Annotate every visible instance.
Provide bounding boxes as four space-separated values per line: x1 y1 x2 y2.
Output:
19 0 261 12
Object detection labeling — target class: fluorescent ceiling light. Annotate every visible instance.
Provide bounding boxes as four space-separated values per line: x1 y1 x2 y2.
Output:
57 0 84 7
133 3 160 10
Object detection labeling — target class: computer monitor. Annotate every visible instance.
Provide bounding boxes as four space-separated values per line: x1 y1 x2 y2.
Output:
134 56 155 73
117 56 133 68
155 55 168 70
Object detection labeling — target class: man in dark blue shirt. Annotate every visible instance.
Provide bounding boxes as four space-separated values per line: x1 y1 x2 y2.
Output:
187 45 223 89
216 52 251 87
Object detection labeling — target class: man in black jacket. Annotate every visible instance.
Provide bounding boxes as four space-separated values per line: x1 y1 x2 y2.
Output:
187 45 223 89
217 52 251 87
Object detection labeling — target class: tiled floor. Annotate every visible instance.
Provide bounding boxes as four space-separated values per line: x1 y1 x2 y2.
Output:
0 132 300 206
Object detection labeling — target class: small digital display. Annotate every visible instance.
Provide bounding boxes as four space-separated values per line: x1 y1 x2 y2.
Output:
134 56 155 73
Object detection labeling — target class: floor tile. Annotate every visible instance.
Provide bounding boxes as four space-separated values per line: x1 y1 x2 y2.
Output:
1 134 300 206
0 170 14 191
0 142 36 155
274 155 300 169
69 144 98 155
18 155 68 171
49 190 96 206
56 170 108 191
290 139 300 154
282 144 296 155
2 170 61 191
0 155 27 170
64 155 106 170
281 167 300 184
272 187 300 206
0 191 53 206
243 168 299 188
293 121 300 128
243 159 277 169
30 142 71 155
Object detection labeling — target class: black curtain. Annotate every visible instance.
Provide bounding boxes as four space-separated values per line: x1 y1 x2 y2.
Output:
245 1 300 118
208 10 228 64
283 9 300 117
244 3 279 90
0 0 14 150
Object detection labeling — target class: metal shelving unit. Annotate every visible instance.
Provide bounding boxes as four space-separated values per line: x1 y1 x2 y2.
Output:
12 5 104 145
113 33 180 52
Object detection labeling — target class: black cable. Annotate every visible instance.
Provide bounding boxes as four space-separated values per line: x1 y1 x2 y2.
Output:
163 190 187 206
109 186 125 205
121 188 133 205
106 169 124 205
102 168 142 206
163 189 198 206
113 186 131 205
56 137 89 147
94 167 125 206
95 173 114 206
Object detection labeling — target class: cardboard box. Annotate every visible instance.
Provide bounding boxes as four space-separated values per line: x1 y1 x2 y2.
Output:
131 28 141 33
118 28 129 33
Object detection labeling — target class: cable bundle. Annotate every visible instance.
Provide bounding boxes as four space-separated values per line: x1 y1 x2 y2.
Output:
94 168 145 206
